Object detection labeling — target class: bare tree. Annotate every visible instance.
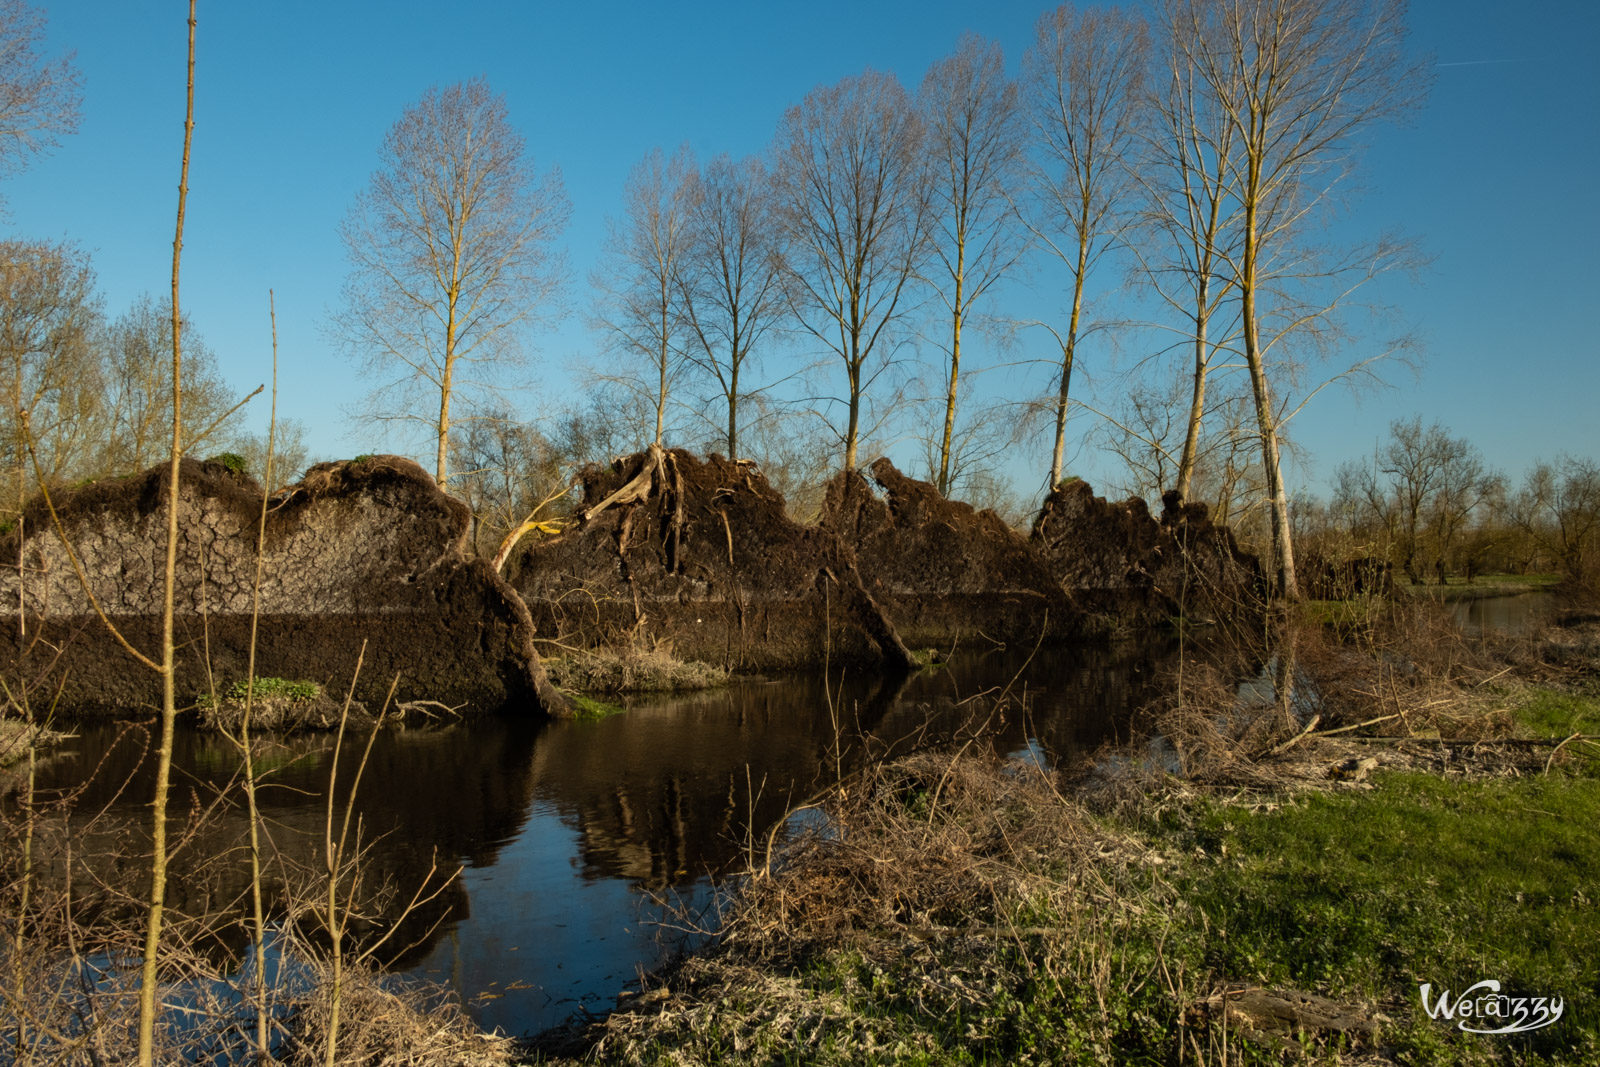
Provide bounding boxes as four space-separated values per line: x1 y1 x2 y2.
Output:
1173 0 1429 599
231 417 309 486
0 0 81 193
591 145 698 448
143 4 198 1059
1185 388 1268 532
1024 4 1149 491
1334 418 1498 583
919 33 1028 497
333 78 570 490
1512 456 1600 585
100 294 241 474
678 153 785 458
0 240 101 500
450 411 567 555
770 69 930 472
1097 375 1186 506
1134 0 1245 501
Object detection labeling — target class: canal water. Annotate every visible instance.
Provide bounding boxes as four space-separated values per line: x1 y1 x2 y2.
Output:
15 593 1554 1038
22 640 1179 1037
1449 590 1555 634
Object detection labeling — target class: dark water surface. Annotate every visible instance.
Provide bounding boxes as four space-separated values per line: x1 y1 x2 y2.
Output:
1449 591 1556 634
26 642 1176 1037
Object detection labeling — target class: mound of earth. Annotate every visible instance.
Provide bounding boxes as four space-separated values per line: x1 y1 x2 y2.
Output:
0 456 565 716
820 458 1078 648
505 447 916 673
1030 480 1263 630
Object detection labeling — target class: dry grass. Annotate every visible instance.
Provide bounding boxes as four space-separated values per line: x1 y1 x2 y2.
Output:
279 961 516 1067
543 641 728 694
532 748 1171 1065
0 716 72 775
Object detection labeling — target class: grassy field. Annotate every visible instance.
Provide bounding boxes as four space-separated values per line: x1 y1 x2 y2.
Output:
1400 573 1564 602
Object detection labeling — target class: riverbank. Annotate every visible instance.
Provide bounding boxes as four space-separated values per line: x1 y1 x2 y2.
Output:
1400 572 1563 603
8 598 1595 1063
518 597 1600 1065
525 679 1599 1065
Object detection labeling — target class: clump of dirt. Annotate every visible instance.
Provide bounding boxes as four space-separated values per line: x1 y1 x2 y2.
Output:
1030 480 1263 633
819 458 1079 648
196 677 377 733
543 641 729 693
0 455 566 717
507 446 916 673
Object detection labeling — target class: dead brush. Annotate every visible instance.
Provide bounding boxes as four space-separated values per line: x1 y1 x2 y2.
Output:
722 748 1130 963
543 637 728 694
1097 602 1531 802
535 745 1166 1065
278 962 514 1067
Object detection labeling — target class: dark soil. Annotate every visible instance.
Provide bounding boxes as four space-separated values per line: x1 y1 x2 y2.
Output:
819 458 1080 648
507 447 916 672
0 456 566 717
1031 481 1264 634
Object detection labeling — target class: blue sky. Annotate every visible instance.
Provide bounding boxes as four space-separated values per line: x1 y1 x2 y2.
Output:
6 0 1597 501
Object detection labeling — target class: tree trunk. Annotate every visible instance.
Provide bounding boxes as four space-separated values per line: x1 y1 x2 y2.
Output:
139 6 195 1062
1175 278 1210 502
436 356 453 490
844 380 860 472
1047 233 1090 489
655 301 668 447
1240 174 1298 601
726 356 739 458
937 239 965 497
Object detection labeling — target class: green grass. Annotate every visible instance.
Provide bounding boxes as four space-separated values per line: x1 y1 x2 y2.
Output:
1163 771 1600 1063
546 760 1600 1065
203 676 321 707
1403 572 1563 602
230 676 319 702
566 692 626 720
1511 686 1600 738
209 451 248 475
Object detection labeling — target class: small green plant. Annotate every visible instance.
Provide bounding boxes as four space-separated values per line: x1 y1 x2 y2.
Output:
567 692 626 720
1511 685 1600 738
226 677 320 703
210 452 249 475
351 454 374 464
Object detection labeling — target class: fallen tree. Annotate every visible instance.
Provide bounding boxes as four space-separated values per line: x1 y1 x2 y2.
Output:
820 457 1080 647
506 447 917 673
0 455 567 716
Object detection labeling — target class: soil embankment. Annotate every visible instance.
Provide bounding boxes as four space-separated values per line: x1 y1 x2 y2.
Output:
506 447 916 673
820 458 1080 647
0 447 1265 717
1031 480 1263 632
512 450 1264 670
0 456 565 716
